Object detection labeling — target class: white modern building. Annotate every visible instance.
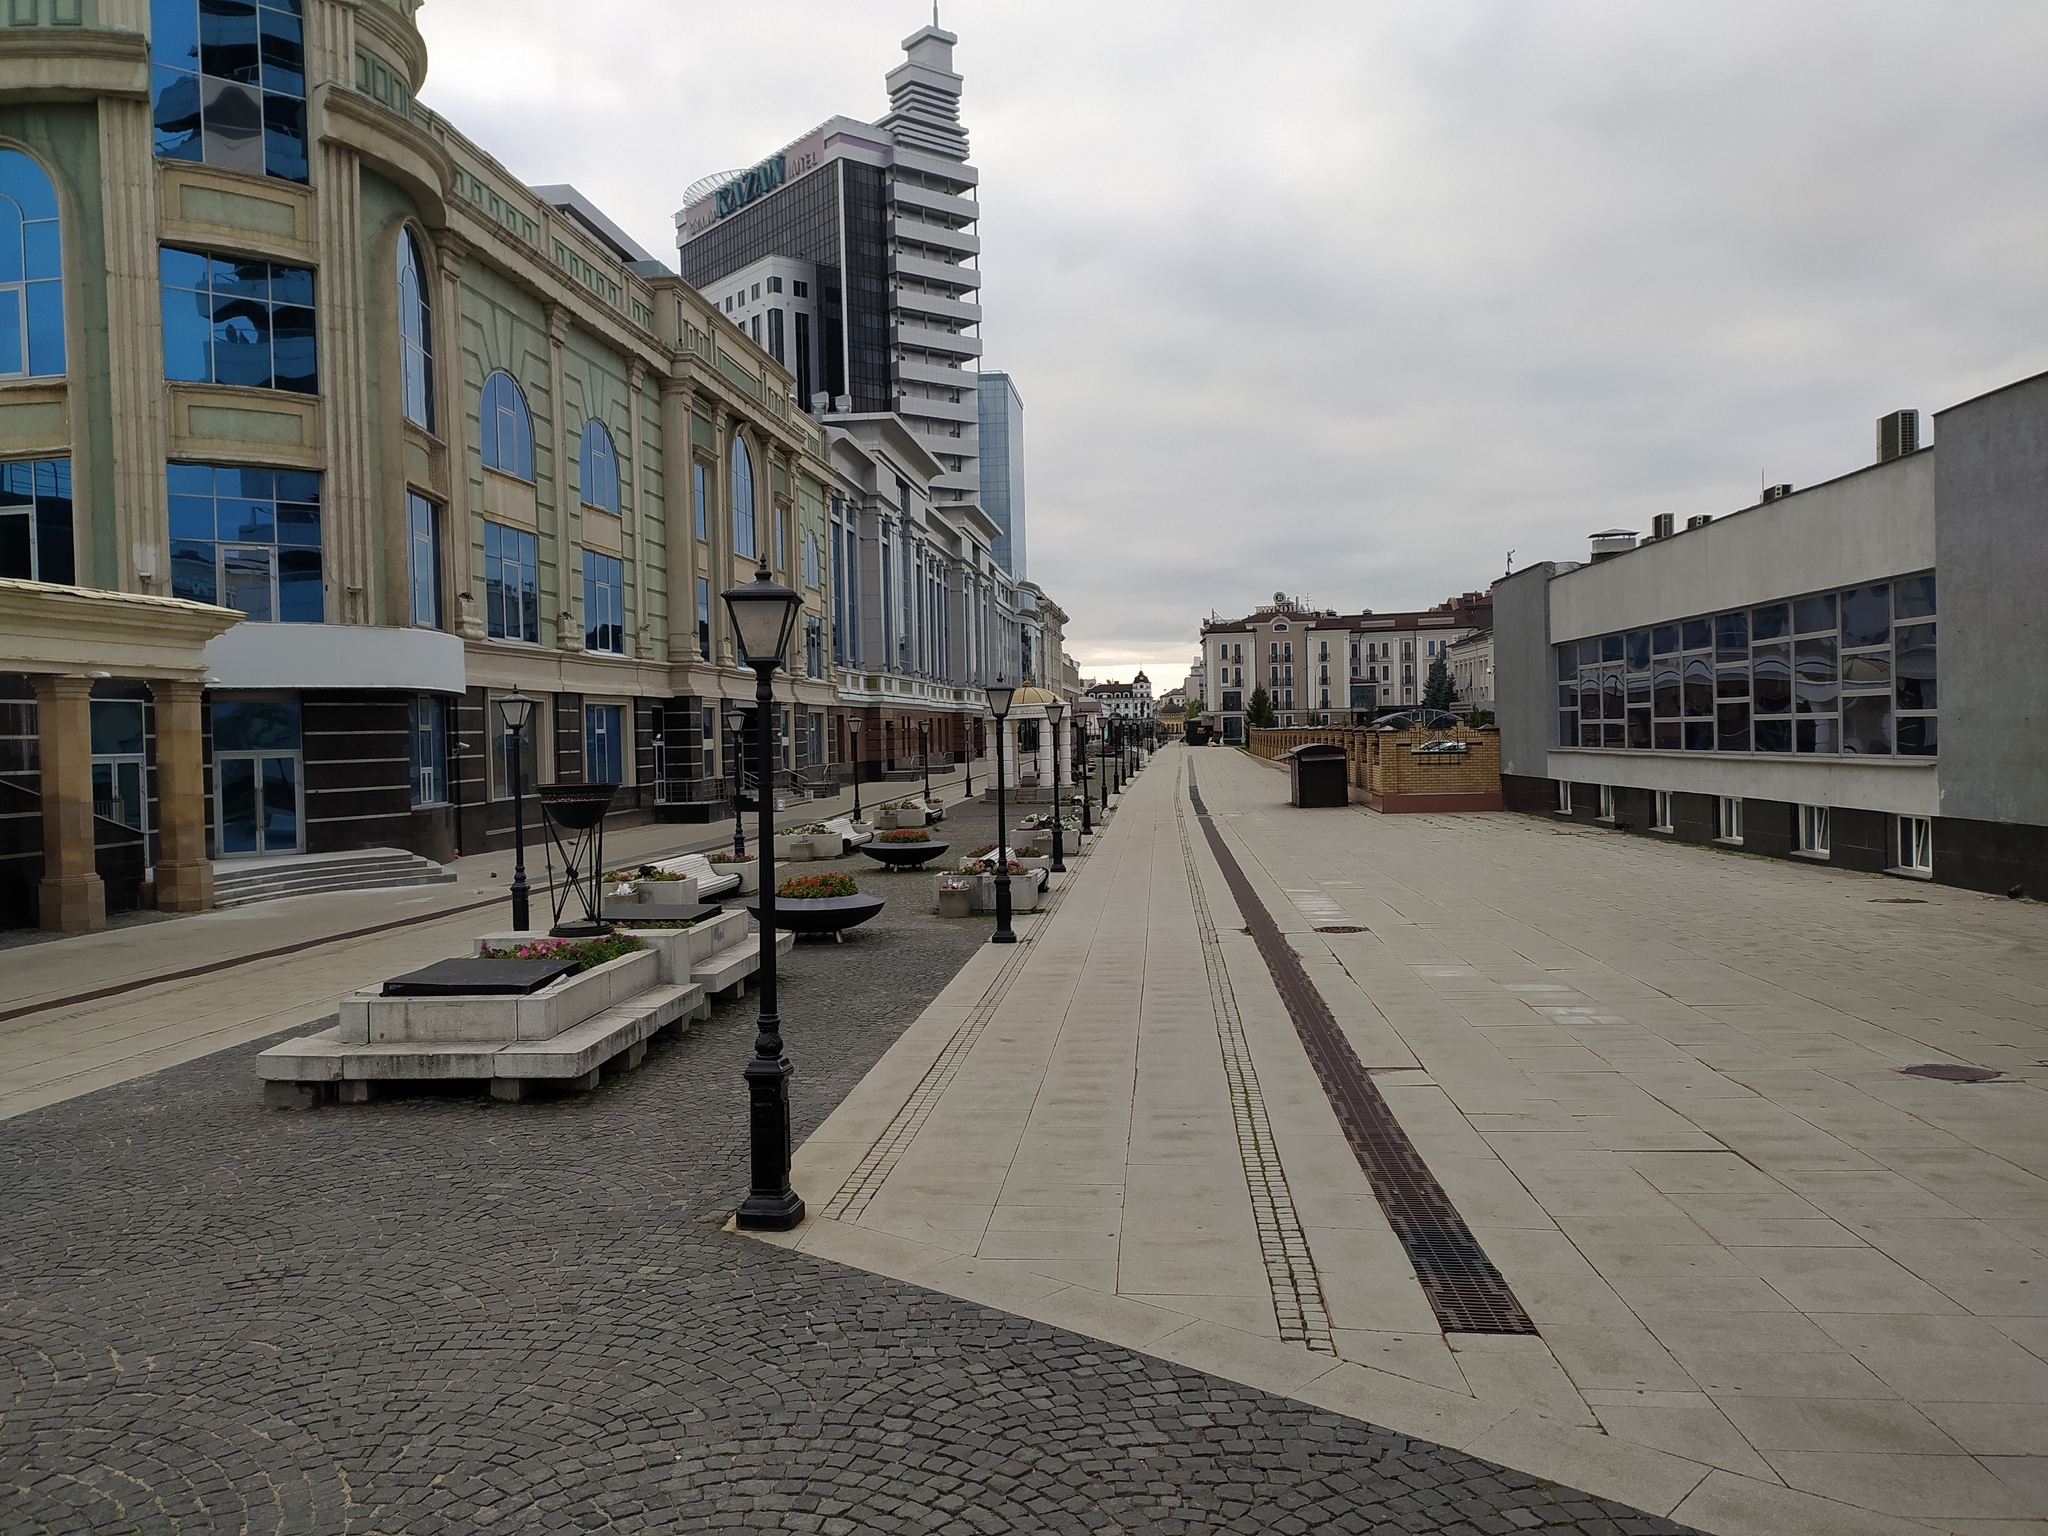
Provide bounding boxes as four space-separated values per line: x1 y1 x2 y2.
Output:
1448 630 1495 710
1496 384 2048 898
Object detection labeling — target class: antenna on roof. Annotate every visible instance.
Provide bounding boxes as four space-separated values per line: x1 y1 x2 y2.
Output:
1506 549 1516 574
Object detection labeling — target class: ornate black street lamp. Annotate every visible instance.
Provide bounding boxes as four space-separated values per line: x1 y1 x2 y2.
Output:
1076 712 1092 839
847 715 862 824
726 701 750 859
964 716 974 798
987 678 1016 945
724 563 806 1233
1101 718 1113 815
1044 698 1067 874
918 716 933 809
500 687 534 931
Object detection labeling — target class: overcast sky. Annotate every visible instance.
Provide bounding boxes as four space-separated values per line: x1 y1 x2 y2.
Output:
416 1 2048 686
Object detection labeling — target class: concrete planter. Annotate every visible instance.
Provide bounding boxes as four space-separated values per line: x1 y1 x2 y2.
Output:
634 875 700 906
710 858 758 894
932 880 974 918
343 947 661 1045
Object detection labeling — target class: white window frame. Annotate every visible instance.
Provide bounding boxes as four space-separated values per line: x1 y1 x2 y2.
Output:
1716 796 1744 845
1652 790 1674 832
1555 780 1572 815
1893 815 1933 877
1797 804 1831 858
1597 784 1616 823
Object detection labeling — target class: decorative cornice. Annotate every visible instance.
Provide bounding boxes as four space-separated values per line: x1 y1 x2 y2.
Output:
0 28 149 101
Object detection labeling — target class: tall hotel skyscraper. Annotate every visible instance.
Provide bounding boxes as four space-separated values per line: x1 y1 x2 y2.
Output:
673 24 985 515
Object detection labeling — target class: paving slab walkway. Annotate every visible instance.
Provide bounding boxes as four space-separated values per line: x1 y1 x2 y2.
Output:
761 741 2048 1536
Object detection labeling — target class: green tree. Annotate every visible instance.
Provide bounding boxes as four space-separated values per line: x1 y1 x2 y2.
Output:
1246 685 1277 729
1422 655 1458 711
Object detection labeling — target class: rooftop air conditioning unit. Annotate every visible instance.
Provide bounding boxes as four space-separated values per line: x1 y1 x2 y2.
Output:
1651 512 1675 540
1877 409 1919 463
1686 514 1713 531
1762 483 1794 503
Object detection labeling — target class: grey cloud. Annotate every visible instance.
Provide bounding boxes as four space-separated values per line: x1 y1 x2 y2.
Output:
418 1 2048 679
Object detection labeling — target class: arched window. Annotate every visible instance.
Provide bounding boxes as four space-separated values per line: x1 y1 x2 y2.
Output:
730 433 756 559
397 228 433 431
0 150 64 379
480 370 533 481
579 418 619 514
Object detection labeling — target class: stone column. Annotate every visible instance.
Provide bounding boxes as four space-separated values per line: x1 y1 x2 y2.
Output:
1034 714 1054 793
1003 717 1020 790
32 674 103 933
151 678 213 913
1053 717 1070 794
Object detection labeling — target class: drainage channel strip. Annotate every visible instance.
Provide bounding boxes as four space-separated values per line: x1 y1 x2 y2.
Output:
1185 763 1537 1336
1176 776 1336 1354
823 857 1085 1222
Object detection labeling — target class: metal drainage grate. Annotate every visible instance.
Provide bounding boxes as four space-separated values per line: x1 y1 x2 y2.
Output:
1902 1063 2002 1083
1872 897 1928 904
1315 925 1367 934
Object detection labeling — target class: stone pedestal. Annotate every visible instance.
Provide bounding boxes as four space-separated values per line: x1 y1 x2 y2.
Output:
32 674 104 933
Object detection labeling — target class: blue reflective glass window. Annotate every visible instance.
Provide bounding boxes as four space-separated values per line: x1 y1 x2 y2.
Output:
212 698 302 753
397 229 434 430
693 461 708 539
731 435 756 558
1715 612 1749 657
1894 574 1936 620
278 547 321 621
159 247 315 392
257 3 303 94
170 539 216 604
152 65 203 160
1681 617 1711 651
0 152 65 379
1840 585 1891 648
165 461 318 620
481 371 534 481
152 0 201 69
0 456 71 584
583 550 623 654
483 520 538 642
199 0 260 83
169 494 214 539
579 419 619 514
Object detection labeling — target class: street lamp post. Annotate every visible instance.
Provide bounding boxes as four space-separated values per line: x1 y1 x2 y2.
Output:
988 679 1016 945
1044 699 1067 874
964 717 973 798
726 703 749 859
847 715 862 824
723 563 806 1232
1076 713 1092 839
499 688 534 931
918 717 932 809
1101 719 1113 815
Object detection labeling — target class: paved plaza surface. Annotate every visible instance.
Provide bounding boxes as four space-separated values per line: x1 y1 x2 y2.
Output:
0 773 1685 1534
773 745 2048 1536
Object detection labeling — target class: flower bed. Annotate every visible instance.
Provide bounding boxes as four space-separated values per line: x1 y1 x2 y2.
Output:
480 934 643 971
707 853 751 865
876 829 931 843
777 871 860 900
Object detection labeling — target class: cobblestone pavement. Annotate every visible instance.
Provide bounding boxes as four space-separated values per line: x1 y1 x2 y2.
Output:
0 777 1689 1534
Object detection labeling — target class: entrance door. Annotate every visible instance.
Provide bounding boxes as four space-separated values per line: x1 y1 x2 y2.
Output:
92 756 148 833
216 753 301 855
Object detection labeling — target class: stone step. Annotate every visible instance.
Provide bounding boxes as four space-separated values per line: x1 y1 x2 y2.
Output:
213 849 456 908
692 930 795 1000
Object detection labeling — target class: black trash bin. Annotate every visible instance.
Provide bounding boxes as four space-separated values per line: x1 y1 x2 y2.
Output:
1284 742 1350 808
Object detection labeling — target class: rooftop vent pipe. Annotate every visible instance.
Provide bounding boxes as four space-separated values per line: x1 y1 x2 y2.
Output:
1762 483 1794 503
1589 529 1639 562
1687 514 1714 531
1877 410 1919 463
1650 512 1675 540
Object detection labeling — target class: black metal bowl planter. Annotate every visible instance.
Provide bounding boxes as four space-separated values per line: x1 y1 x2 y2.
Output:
748 893 886 937
859 838 950 869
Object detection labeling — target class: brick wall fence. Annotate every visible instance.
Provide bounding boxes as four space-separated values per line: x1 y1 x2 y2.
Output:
1246 726 1503 813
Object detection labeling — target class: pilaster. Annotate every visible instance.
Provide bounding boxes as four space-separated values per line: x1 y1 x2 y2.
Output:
31 674 104 933
624 358 646 659
150 678 213 912
434 231 484 639
96 94 167 593
317 138 373 623
545 300 571 649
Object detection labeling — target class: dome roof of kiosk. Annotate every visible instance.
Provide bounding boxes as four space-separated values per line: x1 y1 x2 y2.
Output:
1010 685 1060 706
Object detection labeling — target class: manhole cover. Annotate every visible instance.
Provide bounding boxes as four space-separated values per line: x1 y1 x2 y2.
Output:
1902 1063 2002 1083
1872 897 1928 904
1316 925 1367 934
